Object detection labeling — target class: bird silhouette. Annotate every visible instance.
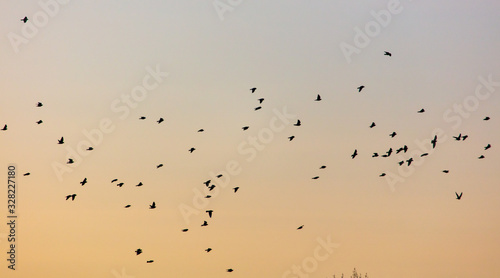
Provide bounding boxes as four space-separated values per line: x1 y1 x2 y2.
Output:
23 172 30 176
204 180 211 187
315 94 322 101
254 106 262 111
351 149 358 159
157 164 163 168
406 158 414 166
157 118 164 124
297 225 304 230
182 229 189 232
206 210 213 218
372 153 379 157
216 174 223 178
242 126 249 131
453 134 462 141
389 132 397 138
117 182 124 187
258 98 265 104
312 176 319 179
146 260 154 263
149 202 156 209
36 120 43 124
136 182 143 187
250 87 256 93
188 147 196 153
227 269 234 272
369 122 376 128
124 205 131 208
483 116 490 121
208 185 215 191
201 221 208 227
478 155 485 159
384 51 392 56
379 173 386 177
135 249 142 255
205 195 212 198
398 160 404 166
357 85 365 92
21 16 28 23
288 136 295 141
233 187 240 193
431 135 437 149
36 102 43 107
139 116 146 120
319 165 326 169
80 178 87 186
66 194 76 201
205 248 212 252
485 144 491 150
462 135 468 140
294 120 301 126
58 137 64 144
67 158 74 164
111 179 118 183
420 153 429 157
86 147 93 151
455 192 463 200
0 124 7 131
385 148 393 157
442 170 449 173
198 129 204 132
417 108 425 113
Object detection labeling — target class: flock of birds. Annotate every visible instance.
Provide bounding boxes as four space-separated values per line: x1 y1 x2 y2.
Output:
8 16 495 274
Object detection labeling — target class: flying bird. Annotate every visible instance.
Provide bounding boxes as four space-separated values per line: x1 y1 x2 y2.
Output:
227 269 234 272
157 118 164 124
36 120 43 124
208 185 216 191
369 122 376 128
478 155 485 159
398 160 404 166
182 229 188 232
203 180 211 187
36 102 43 107
406 158 414 166
139 116 146 120
372 153 379 157
420 153 429 157
188 147 196 153
86 147 93 151
319 165 326 169
205 195 212 198
483 116 490 121
254 106 262 111
58 137 64 144
149 202 156 209
294 120 301 126
111 179 118 183
250 88 256 93
379 173 386 177
351 149 357 159
242 126 249 131
485 144 491 150
455 192 463 200
206 210 213 218
65 194 76 201
216 174 223 178
288 136 295 141
389 132 397 138
312 176 319 180
431 135 438 149
462 135 468 140
67 158 74 164
453 134 462 141
385 148 393 157
205 248 212 252
146 260 154 263
80 178 87 186
21 16 28 23
198 129 204 132
117 183 124 187
357 85 365 92
136 182 143 187
315 94 321 101
384 51 392 56
124 205 131 208
297 225 304 230
233 187 239 193
258 98 264 104
135 249 142 255
442 170 449 173
201 221 208 227
156 164 163 168
417 108 425 113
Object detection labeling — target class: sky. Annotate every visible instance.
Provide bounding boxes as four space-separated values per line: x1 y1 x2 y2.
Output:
1 0 500 277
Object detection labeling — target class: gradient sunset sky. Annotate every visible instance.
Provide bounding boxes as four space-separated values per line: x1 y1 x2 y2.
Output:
1 1 500 277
